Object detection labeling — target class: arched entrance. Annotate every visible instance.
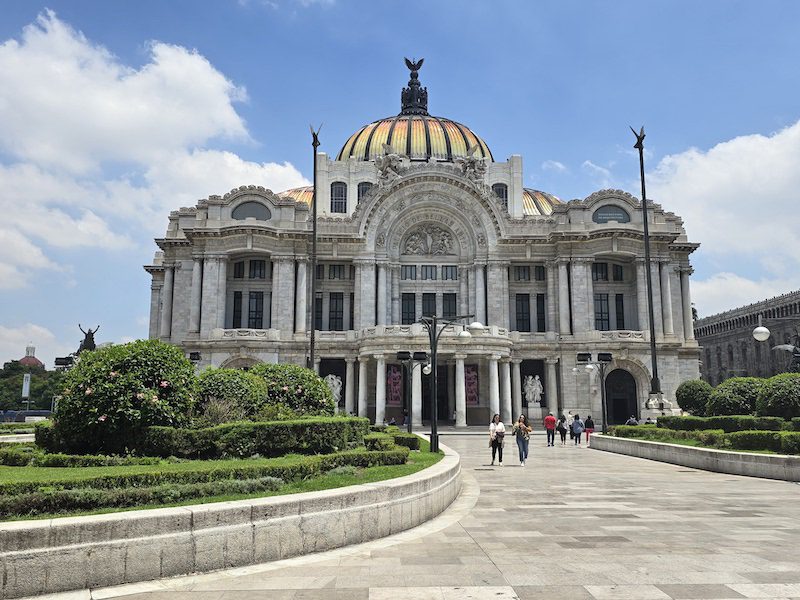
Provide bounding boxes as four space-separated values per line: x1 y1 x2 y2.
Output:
605 369 637 425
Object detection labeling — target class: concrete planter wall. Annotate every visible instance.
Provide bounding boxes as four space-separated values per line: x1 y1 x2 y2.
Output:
591 434 800 482
0 444 460 599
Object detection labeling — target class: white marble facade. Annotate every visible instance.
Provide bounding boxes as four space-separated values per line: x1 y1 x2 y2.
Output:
146 64 700 427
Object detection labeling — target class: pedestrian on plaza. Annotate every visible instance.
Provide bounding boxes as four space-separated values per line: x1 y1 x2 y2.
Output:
556 414 568 445
625 415 639 426
584 415 595 445
571 413 585 445
567 411 575 441
489 413 505 466
512 414 532 466
543 412 557 447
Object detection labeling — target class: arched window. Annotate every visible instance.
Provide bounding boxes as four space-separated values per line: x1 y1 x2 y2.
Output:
593 205 631 223
232 201 271 221
492 183 508 210
330 182 347 213
357 182 373 203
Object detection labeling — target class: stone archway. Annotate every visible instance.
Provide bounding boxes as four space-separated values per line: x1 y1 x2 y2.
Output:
605 369 638 425
220 356 263 370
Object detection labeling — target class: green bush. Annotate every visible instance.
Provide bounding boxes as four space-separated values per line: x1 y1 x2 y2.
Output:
675 379 713 416
369 424 388 433
364 432 396 451
48 339 198 454
0 444 166 467
0 422 42 431
706 377 763 416
726 430 783 452
756 373 800 419
249 363 335 416
391 433 421 450
787 417 800 431
140 416 370 459
197 368 268 423
657 415 783 432
613 425 726 446
780 432 800 454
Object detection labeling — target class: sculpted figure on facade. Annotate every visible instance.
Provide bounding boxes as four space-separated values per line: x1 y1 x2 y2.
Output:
524 374 543 406
376 143 403 186
456 144 487 182
402 225 455 256
431 229 453 255
324 374 342 406
403 231 427 255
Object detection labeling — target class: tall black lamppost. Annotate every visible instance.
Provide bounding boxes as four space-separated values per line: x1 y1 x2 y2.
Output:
308 125 322 370
395 351 429 433
753 315 800 372
418 314 480 452
576 352 613 433
631 126 662 395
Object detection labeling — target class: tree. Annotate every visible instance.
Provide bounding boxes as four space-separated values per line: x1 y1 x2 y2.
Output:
0 361 64 412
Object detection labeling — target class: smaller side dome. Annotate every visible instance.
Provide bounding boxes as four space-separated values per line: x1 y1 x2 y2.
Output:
279 186 313 206
523 189 561 216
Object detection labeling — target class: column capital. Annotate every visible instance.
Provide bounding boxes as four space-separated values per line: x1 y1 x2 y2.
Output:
680 267 694 276
499 357 512 364
373 353 386 361
511 358 523 365
545 357 559 365
345 357 357 364
489 354 501 361
358 355 370 363
271 255 295 263
453 353 468 360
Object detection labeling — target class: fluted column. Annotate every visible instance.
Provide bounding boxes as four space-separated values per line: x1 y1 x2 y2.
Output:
681 269 695 340
545 358 559 416
353 261 362 329
271 257 295 332
558 261 570 334
488 355 500 417
586 259 595 330
650 261 663 339
377 263 387 326
188 257 202 333
345 358 355 415
357 357 368 417
390 265 400 325
660 261 674 335
546 261 557 333
512 359 522 419
487 262 507 327
412 362 422 426
570 260 589 333
455 354 467 427
356 260 376 328
636 259 648 332
374 354 386 424
200 256 220 336
474 264 486 325
216 259 227 329
295 260 307 333
459 266 469 315
501 359 512 423
159 264 175 338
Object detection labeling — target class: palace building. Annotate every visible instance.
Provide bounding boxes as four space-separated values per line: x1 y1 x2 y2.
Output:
145 60 700 427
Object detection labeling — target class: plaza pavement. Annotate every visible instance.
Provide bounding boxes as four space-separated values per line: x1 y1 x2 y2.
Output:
53 433 800 600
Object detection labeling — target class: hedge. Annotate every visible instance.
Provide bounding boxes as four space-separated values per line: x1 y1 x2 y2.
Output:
391 433 421 450
656 415 784 432
613 425 800 455
675 379 713 416
756 373 800 419
0 422 41 431
612 425 727 446
726 430 783 453
364 433 395 451
0 445 166 467
139 416 369 459
0 447 410 497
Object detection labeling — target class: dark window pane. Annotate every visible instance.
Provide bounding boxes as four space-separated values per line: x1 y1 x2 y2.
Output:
349 292 355 329
514 266 530 281
314 293 323 330
357 182 373 202
233 291 242 328
248 291 263 329
615 294 625 329
613 264 624 281
401 265 416 280
516 294 531 332
442 266 458 280
594 293 610 330
534 265 546 281
249 260 266 279
233 261 244 279
536 293 546 332
443 293 457 319
421 265 437 280
422 293 436 318
329 264 345 279
592 263 608 282
492 183 508 210
330 182 347 213
316 264 324 280
402 293 416 325
329 292 344 331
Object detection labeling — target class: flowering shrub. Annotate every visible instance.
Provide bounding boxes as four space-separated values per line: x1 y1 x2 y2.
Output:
756 373 800 419
196 367 268 425
706 377 763 416
249 363 335 415
47 339 197 454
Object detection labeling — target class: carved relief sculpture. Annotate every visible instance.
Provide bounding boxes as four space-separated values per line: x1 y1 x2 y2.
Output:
524 374 543 406
402 225 455 255
324 374 343 406
376 143 404 186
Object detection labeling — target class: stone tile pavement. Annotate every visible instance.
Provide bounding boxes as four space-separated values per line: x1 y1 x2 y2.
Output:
40 434 800 600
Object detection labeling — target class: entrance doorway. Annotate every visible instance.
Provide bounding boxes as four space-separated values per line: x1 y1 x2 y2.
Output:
421 365 451 423
605 369 637 425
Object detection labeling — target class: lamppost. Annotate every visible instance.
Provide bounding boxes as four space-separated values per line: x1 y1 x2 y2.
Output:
753 314 800 372
576 352 613 434
308 125 322 370
418 314 482 452
395 350 429 433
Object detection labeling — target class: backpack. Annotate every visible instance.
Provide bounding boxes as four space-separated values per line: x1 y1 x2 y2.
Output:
572 419 584 433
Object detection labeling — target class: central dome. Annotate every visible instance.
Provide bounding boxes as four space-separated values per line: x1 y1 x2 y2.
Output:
337 58 493 163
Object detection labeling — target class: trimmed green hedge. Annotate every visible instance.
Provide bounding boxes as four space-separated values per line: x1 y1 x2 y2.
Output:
726 430 783 452
675 379 713 416
613 425 800 455
0 445 166 467
657 415 784 432
612 425 727 446
364 433 395 451
0 422 42 431
391 433 421 450
139 416 369 459
756 373 800 419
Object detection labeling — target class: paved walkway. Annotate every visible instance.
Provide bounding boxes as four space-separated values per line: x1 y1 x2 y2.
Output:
67 435 800 600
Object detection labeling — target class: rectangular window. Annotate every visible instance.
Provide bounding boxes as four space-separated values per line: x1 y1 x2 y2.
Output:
329 292 344 331
330 183 347 213
329 264 345 280
613 264 624 282
592 262 608 281
615 293 625 330
421 265 437 280
401 293 416 325
514 266 530 281
515 294 531 332
443 293 457 319
316 264 324 280
249 260 266 279
233 291 242 328
422 293 436 318
536 293 546 332
314 293 323 330
248 291 263 329
594 293 610 331
401 265 417 280
442 266 458 280
349 292 354 329
534 265 546 281
233 261 244 279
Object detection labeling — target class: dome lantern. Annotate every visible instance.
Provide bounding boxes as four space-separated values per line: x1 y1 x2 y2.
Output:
401 58 429 116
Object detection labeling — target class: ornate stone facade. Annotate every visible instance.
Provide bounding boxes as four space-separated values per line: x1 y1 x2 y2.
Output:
145 62 700 427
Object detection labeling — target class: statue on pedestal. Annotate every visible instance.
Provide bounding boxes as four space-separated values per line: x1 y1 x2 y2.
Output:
523 374 543 407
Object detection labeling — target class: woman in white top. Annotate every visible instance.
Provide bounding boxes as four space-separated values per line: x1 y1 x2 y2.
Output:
489 413 505 466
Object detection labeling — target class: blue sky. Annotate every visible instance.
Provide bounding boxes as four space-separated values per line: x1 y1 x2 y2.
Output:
1 1 799 367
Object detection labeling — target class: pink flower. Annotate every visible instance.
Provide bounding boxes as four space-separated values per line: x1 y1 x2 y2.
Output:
85 388 93 396
110 371 118 377
98 415 107 422
282 386 289 392
136 392 146 400
159 380 169 388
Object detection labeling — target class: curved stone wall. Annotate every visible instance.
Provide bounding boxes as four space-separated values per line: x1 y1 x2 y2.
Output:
0 444 461 599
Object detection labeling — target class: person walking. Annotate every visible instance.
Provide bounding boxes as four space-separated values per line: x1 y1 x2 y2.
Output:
625 415 639 426
584 415 595 445
556 414 568 445
512 414 532 466
543 412 556 447
572 413 585 445
489 413 505 466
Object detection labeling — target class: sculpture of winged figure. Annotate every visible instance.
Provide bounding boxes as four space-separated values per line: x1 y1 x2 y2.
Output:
456 144 487 182
376 143 403 186
405 57 424 72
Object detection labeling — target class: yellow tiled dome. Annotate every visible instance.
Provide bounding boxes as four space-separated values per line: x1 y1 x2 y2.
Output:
279 186 313 205
523 189 561 216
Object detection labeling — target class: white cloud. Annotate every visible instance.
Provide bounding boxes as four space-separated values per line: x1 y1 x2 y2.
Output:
541 160 567 173
581 160 615 188
692 272 799 318
0 323 73 369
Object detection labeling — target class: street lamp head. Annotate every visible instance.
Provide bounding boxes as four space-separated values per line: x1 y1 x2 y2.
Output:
585 364 596 373
422 363 432 375
753 325 771 343
458 329 472 339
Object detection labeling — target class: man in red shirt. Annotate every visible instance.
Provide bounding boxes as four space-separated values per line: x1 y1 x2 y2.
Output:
543 412 557 447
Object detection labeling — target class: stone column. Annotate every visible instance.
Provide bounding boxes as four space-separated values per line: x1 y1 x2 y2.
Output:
650 262 664 339
570 260 587 333
586 259 595 330
271 258 281 330
295 260 307 333
459 267 469 316
681 269 695 340
488 355 500 418
188 257 202 333
512 359 522 419
391 265 400 325
546 261 557 333
455 354 467 427
271 257 296 332
636 259 648 332
216 259 227 329
200 256 219 336
558 261 570 334
357 261 376 328
159 264 175 338
412 362 422 427
344 358 355 415
377 263 387 326
374 354 386 424
501 359 512 423
474 264 486 325
545 358 559 416
660 261 674 335
357 357 368 417
353 261 362 329
487 262 507 327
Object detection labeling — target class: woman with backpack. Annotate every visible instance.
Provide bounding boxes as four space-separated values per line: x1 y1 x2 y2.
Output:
572 413 585 445
556 414 568 446
489 413 505 466
584 415 595 445
512 414 532 466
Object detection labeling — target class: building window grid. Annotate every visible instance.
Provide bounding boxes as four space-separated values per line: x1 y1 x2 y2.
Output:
442 266 458 280
592 262 609 282
329 292 344 331
329 264 345 280
330 182 347 213
613 264 625 281
534 265 546 281
314 293 323 330
357 182 373 202
349 292 355 329
615 294 625 330
401 293 416 325
233 291 242 328
536 293 546 332
249 260 266 279
514 266 530 281
422 293 436 318
516 294 531 332
316 264 325 280
401 265 417 280
248 291 264 329
233 261 245 279
492 183 508 210
443 293 457 320
421 265 437 280
594 293 610 331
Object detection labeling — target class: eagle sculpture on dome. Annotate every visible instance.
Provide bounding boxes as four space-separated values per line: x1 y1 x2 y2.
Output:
405 57 424 72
